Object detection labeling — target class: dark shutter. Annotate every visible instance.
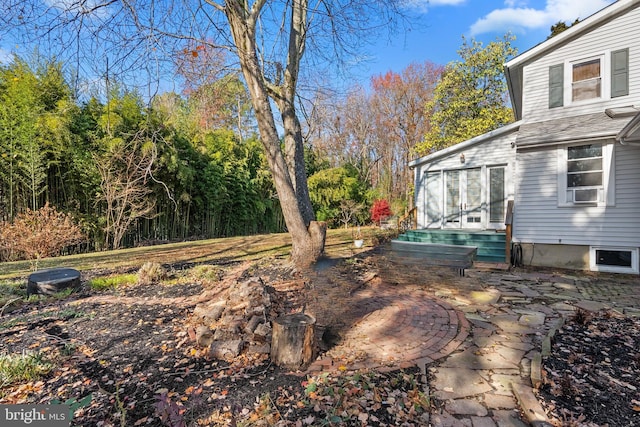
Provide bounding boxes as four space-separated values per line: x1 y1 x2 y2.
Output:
549 64 564 108
611 48 629 98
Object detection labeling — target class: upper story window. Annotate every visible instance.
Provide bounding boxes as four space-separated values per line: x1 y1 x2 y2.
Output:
572 58 601 101
548 48 628 109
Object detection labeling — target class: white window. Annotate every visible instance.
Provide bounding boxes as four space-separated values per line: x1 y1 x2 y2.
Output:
567 144 602 203
557 142 614 207
590 246 639 274
572 58 601 102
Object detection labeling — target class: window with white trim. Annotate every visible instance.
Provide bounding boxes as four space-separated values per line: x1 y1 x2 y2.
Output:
567 144 602 203
590 247 639 274
557 142 614 207
572 58 601 102
549 49 628 109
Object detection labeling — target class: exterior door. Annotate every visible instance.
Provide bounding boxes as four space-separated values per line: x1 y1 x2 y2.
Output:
444 168 483 228
444 170 461 226
463 168 482 227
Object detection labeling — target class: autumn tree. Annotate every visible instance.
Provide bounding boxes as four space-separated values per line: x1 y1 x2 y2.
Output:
175 45 255 140
306 62 442 212
417 34 517 154
369 61 443 201
306 86 377 187
1 0 403 266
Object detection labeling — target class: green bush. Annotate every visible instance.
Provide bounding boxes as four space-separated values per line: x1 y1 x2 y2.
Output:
0 351 53 388
189 265 222 283
88 274 137 291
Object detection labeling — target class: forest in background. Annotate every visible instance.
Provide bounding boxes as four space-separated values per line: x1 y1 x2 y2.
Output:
0 34 515 260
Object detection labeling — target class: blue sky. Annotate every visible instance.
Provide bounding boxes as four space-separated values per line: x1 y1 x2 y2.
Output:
361 0 615 78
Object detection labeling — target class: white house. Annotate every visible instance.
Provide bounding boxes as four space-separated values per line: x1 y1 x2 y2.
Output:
409 0 640 274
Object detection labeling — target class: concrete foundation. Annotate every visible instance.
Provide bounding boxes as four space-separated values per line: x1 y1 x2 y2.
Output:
518 243 589 271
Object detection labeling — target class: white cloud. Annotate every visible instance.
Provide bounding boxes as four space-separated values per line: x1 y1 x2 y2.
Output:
45 0 112 19
470 0 615 35
402 0 466 12
0 48 12 64
503 0 528 7
428 0 467 4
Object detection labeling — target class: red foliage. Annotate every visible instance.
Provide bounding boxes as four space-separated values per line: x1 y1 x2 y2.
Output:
370 199 392 226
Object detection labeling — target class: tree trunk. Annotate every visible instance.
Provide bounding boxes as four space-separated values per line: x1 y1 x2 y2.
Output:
224 1 324 267
271 313 316 370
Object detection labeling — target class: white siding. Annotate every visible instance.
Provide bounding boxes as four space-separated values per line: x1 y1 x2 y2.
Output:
521 5 640 122
514 143 640 246
413 131 517 229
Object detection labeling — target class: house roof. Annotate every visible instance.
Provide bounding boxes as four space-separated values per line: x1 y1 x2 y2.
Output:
408 121 521 168
504 0 640 120
617 111 640 144
516 110 637 148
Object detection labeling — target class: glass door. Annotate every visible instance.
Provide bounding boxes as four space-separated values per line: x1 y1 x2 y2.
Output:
444 170 461 227
463 168 482 228
445 168 483 228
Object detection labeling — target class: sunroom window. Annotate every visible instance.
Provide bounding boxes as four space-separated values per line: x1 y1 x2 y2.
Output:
567 144 602 203
572 58 601 101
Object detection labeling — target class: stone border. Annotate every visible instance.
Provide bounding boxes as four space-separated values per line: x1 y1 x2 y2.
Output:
512 317 566 426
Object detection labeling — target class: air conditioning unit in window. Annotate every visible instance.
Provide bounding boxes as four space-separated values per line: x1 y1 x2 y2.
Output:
573 188 599 203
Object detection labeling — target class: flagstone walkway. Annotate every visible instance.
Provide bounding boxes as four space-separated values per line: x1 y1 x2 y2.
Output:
307 259 640 427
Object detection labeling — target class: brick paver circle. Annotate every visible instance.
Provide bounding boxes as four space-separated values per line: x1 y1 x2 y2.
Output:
307 284 469 372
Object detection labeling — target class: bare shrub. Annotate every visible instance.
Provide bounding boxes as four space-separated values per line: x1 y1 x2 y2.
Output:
137 262 166 285
0 203 84 263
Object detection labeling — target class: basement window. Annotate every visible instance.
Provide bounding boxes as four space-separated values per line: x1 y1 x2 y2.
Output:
590 247 639 274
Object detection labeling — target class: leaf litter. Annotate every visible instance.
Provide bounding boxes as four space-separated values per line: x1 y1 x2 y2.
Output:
0 257 431 426
537 309 640 427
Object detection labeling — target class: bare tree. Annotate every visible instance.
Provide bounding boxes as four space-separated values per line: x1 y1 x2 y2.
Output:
1 0 403 266
95 131 157 250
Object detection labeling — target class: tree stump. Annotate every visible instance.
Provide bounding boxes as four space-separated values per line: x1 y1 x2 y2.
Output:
271 313 316 370
27 268 81 297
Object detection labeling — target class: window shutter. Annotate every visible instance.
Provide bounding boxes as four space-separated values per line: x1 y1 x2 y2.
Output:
611 48 629 98
549 64 564 108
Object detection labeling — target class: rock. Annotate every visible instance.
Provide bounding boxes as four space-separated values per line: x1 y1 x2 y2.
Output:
250 305 267 316
209 339 244 360
192 276 278 359
253 322 272 342
444 399 488 416
193 300 226 324
244 315 263 334
246 343 271 355
196 326 214 348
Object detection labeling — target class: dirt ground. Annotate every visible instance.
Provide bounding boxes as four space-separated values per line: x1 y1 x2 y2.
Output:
1 247 638 426
0 251 435 426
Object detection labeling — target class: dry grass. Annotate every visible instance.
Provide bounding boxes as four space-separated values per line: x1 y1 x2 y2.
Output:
0 227 387 280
